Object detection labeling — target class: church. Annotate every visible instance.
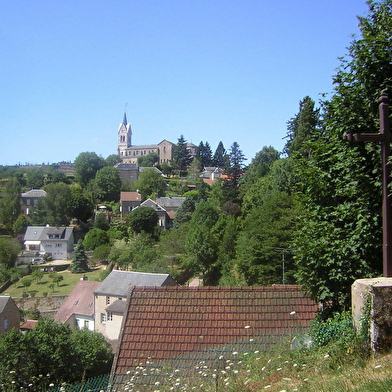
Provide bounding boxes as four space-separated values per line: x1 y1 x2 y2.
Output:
117 113 196 165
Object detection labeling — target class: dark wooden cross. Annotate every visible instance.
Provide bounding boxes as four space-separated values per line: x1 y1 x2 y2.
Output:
343 93 391 277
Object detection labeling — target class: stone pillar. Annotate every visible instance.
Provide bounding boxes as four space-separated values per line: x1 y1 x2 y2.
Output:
352 278 392 355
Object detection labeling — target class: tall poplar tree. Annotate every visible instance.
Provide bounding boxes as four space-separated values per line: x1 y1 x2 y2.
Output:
293 0 392 313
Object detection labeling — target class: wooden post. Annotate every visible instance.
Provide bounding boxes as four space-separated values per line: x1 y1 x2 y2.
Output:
343 93 391 276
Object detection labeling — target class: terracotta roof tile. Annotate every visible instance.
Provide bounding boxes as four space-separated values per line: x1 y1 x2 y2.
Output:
113 286 317 375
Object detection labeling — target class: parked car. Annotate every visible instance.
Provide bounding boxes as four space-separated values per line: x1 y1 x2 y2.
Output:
31 258 45 265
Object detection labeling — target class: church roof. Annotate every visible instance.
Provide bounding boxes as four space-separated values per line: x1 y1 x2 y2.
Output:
123 112 128 125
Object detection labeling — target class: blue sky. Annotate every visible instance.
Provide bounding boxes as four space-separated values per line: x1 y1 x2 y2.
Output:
0 0 368 166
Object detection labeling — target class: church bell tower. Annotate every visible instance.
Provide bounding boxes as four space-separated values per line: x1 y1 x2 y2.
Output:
117 112 132 157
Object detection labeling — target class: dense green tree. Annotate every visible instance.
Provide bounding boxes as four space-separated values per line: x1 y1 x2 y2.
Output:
293 0 392 312
0 176 21 227
135 168 167 200
107 223 129 243
83 228 109 251
222 142 246 203
48 169 70 184
172 135 192 170
185 202 220 283
93 244 111 263
237 183 298 286
70 328 113 381
68 193 94 223
0 236 22 269
213 141 229 168
174 197 197 227
13 214 29 235
71 239 89 273
137 152 159 167
105 154 122 166
74 152 106 186
126 207 158 234
0 318 113 390
284 96 321 158
241 146 280 193
30 197 47 225
43 182 72 226
95 166 122 202
196 141 213 167
25 168 45 189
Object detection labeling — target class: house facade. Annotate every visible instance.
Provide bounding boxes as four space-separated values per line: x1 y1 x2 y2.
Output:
119 192 142 218
94 270 177 341
20 189 47 216
0 296 20 334
24 226 74 260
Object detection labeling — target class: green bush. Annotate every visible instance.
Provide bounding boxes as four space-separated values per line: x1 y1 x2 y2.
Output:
310 311 357 348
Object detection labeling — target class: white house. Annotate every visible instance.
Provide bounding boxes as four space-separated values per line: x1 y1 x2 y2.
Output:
23 226 74 260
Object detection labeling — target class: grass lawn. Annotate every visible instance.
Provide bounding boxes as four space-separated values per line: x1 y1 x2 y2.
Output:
3 267 104 298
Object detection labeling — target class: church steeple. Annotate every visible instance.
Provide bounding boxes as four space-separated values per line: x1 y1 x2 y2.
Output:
117 112 132 157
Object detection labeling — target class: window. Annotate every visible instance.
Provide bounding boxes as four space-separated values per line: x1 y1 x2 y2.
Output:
55 243 62 248
4 319 8 330
84 320 89 329
73 300 79 306
106 296 110 305
107 312 113 321
101 313 106 323
26 199 31 206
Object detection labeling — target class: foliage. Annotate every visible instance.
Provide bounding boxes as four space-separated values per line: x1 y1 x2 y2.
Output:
71 239 89 273
291 2 392 312
213 141 229 168
95 166 122 202
70 328 113 381
0 318 113 390
135 168 167 200
310 311 359 349
284 96 321 158
137 152 159 167
126 207 158 234
173 196 197 227
236 184 298 286
171 135 192 170
196 141 213 167
105 153 122 166
240 146 280 194
0 176 21 227
43 182 73 226
185 202 220 283
0 236 22 269
83 228 109 251
222 142 246 203
68 192 94 223
13 214 29 235
92 244 111 262
25 168 45 189
74 152 106 186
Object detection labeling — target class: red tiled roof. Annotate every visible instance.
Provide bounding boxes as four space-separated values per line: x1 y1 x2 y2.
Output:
120 192 141 202
113 286 317 373
54 280 100 324
20 320 37 330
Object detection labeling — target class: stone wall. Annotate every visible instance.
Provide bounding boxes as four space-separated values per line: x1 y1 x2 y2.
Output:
15 295 67 318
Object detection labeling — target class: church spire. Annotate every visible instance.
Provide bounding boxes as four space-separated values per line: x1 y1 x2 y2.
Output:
123 112 128 126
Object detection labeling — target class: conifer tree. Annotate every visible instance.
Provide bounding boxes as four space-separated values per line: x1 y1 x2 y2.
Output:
71 240 89 273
